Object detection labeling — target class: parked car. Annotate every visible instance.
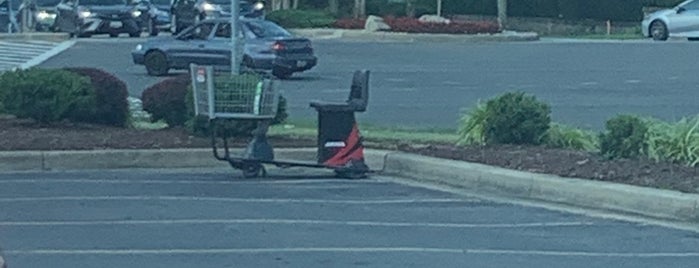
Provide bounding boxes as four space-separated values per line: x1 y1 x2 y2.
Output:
132 18 316 79
169 0 263 34
53 0 143 37
0 0 20 33
129 0 171 36
19 0 61 32
642 0 699 41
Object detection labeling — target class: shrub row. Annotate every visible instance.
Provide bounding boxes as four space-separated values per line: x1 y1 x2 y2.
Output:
457 91 699 167
267 9 336 29
0 68 129 126
141 73 288 137
384 17 500 34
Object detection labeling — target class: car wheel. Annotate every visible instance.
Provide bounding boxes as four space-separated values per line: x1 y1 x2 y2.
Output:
650 20 668 41
148 18 159 36
272 68 292 79
129 30 142 38
144 50 169 76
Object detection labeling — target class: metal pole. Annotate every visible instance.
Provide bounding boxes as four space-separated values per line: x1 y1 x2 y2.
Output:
497 0 507 31
437 0 442 17
231 0 241 74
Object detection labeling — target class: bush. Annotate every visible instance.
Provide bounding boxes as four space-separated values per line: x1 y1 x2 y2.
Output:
645 117 699 167
599 115 648 159
141 74 191 127
456 101 487 146
383 17 500 34
0 68 94 123
544 123 598 152
64 67 130 127
333 18 366 29
483 92 551 145
267 9 336 28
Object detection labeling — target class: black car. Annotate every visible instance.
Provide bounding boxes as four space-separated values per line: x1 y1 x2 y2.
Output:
129 0 171 36
53 0 143 37
0 0 20 33
169 0 263 34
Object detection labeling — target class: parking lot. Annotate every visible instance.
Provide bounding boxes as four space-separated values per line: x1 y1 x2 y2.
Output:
1 168 699 268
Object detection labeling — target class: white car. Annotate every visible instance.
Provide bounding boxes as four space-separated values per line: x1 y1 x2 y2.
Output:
642 0 699 41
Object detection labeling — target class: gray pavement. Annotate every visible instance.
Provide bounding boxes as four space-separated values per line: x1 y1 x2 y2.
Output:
38 37 699 130
1 169 699 268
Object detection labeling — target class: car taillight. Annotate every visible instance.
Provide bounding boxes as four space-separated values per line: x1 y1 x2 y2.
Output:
272 42 285 51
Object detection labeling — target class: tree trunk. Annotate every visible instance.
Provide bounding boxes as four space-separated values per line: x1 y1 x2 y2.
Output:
406 0 415 17
282 0 290 9
328 0 339 15
272 0 282 11
292 0 299 9
497 0 507 30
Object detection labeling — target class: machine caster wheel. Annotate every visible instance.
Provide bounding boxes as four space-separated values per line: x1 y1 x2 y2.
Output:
242 164 265 178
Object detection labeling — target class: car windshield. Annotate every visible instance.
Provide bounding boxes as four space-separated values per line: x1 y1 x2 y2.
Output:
208 0 231 4
79 0 126 5
245 20 290 38
37 0 62 6
150 0 170 4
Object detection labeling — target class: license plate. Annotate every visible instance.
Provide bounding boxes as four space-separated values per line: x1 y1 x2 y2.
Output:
296 61 307 67
109 21 123 28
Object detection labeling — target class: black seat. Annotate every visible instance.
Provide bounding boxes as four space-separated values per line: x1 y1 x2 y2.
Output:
310 70 370 112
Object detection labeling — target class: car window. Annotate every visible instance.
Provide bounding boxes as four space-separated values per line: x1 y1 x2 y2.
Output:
37 0 62 5
79 0 126 5
682 0 699 10
213 22 245 39
245 20 290 38
186 22 213 40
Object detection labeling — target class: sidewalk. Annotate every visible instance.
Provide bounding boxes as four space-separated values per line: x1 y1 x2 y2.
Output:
289 28 540 42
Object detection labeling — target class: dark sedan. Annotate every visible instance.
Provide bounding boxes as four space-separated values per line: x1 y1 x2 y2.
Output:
0 0 19 33
54 0 143 37
129 0 171 36
132 18 316 79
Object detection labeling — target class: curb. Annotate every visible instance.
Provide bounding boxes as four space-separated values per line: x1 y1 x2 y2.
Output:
289 28 539 42
0 33 71 42
381 152 699 224
0 148 695 224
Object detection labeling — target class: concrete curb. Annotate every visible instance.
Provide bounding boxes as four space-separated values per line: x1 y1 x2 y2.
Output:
289 28 539 42
0 33 71 42
1 148 695 224
381 152 699 224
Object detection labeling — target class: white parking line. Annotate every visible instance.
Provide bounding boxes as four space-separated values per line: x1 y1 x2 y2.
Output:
7 247 699 258
0 178 390 186
0 195 473 204
0 218 595 229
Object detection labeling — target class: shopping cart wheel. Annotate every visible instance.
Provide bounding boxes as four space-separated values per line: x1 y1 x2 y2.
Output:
242 163 264 178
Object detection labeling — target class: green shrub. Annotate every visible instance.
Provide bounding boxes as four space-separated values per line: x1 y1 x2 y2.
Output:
544 123 598 152
645 117 699 166
456 101 487 146
483 92 551 145
267 9 336 28
0 68 94 123
64 68 130 127
599 114 648 159
141 74 191 127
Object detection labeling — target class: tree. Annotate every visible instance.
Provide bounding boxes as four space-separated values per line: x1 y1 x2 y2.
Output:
353 0 366 18
328 0 338 15
497 0 507 30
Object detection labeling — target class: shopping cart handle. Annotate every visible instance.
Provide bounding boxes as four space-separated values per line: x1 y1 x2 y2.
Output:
309 101 358 112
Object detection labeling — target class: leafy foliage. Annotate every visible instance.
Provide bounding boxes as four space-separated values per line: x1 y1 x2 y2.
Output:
483 92 551 145
544 123 598 152
267 9 336 28
141 74 191 127
645 117 699 167
383 16 500 34
64 67 130 127
456 101 487 146
0 68 95 123
599 115 648 159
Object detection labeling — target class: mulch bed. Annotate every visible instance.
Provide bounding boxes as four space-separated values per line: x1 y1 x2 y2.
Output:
2 118 698 194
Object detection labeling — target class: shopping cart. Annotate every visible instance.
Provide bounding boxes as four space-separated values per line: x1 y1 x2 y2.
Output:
191 64 371 178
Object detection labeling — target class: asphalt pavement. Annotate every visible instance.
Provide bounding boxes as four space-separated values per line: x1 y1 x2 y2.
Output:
1 168 699 268
38 37 699 130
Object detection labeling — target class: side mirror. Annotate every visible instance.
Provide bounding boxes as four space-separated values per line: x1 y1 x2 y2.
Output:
677 7 687 13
